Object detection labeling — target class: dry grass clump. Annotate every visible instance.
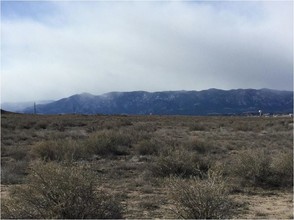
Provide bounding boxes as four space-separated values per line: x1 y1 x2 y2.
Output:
1 162 123 219
168 168 234 219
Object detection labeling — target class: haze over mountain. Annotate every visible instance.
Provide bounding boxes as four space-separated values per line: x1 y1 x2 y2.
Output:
20 89 293 116
1 100 54 113
2 2 293 103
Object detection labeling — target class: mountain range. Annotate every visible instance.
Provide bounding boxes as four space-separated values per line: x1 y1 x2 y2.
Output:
1 100 53 113
16 88 293 115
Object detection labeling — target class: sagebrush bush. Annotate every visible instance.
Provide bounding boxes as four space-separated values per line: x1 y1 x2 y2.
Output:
189 123 207 131
2 145 29 161
269 151 293 187
151 148 211 178
1 162 123 219
30 139 90 161
168 168 234 219
231 148 294 188
185 138 217 154
231 149 272 187
20 121 36 129
1 159 28 184
35 121 49 129
135 139 160 155
85 131 132 156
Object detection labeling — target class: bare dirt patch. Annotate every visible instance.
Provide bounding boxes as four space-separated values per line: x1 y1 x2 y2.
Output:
234 191 293 219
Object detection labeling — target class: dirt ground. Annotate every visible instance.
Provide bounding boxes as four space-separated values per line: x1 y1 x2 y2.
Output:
234 191 293 219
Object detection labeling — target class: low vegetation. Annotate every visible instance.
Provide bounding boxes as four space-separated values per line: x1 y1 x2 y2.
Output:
1 113 293 218
151 148 211 178
30 139 89 162
84 130 132 156
231 148 293 188
168 168 234 219
2 161 123 219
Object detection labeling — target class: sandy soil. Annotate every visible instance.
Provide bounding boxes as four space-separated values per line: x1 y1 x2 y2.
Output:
233 191 293 219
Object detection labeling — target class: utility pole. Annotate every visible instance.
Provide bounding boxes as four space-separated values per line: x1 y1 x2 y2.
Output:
34 102 37 114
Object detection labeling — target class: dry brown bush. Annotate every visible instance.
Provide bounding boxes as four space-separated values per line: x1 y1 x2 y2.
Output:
1 145 29 161
1 159 29 184
189 123 208 131
231 148 293 188
135 138 160 155
168 168 234 219
35 121 49 129
1 162 123 219
30 139 90 162
151 148 211 178
269 151 293 187
231 149 271 187
84 130 133 156
185 138 218 154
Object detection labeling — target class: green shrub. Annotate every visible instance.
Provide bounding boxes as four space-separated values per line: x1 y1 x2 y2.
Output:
168 168 234 219
1 162 123 219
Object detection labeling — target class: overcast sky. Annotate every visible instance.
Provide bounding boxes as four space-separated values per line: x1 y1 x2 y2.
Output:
1 1 293 103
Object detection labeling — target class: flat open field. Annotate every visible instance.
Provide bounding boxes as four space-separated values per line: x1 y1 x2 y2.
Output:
1 113 293 218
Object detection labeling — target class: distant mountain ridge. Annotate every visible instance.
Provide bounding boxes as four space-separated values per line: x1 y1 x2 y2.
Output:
22 88 293 115
1 100 54 113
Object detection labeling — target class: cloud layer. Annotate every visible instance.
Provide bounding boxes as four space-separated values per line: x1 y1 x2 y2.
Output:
1 1 293 102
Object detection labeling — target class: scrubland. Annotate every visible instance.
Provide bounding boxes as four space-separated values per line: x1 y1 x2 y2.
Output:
1 112 293 219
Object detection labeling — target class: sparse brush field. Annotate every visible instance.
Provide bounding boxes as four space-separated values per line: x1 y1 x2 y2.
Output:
1 112 293 219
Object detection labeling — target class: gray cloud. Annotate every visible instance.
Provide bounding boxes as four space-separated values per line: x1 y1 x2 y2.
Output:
1 1 293 102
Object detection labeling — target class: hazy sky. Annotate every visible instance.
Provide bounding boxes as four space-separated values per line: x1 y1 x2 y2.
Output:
1 1 293 103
